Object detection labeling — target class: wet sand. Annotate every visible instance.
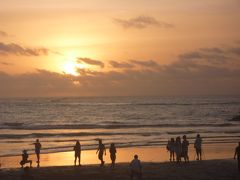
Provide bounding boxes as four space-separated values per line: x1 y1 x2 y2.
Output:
0 143 239 179
0 143 237 169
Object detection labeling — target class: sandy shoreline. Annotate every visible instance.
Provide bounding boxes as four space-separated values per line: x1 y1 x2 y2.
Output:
0 143 239 179
0 159 239 180
0 143 237 169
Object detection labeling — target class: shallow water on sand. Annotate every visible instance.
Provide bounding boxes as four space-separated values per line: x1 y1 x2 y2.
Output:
0 143 236 168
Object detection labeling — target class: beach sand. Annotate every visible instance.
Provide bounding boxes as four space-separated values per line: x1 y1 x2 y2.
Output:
0 159 239 180
0 143 239 179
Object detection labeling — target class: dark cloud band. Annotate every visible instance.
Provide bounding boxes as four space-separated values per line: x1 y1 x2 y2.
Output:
77 57 105 68
0 42 49 56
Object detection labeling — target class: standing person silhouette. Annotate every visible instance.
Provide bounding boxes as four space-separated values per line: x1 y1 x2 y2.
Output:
234 142 240 172
33 139 41 166
194 134 202 160
130 155 142 180
175 136 182 163
96 139 106 167
74 140 81 166
182 135 189 162
167 138 175 162
109 143 117 168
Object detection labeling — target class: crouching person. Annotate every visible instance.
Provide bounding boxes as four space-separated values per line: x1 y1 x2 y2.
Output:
130 155 142 180
20 150 32 168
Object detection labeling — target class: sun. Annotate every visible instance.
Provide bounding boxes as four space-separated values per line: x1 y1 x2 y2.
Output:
63 61 80 76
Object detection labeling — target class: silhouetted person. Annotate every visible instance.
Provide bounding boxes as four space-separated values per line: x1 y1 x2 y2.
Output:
194 134 202 160
21 166 34 180
234 142 240 172
130 155 142 180
182 135 189 162
167 138 175 162
96 139 106 166
109 143 117 168
33 139 41 166
20 150 32 168
74 140 81 166
175 136 182 163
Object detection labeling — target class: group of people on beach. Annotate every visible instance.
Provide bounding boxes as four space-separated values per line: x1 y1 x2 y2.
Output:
19 139 117 169
18 134 202 180
166 134 202 163
19 138 142 179
18 135 240 179
70 139 141 179
73 139 117 168
15 138 240 180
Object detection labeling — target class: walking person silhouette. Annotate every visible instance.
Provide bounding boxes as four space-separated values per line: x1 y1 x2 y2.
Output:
96 139 106 167
109 143 117 168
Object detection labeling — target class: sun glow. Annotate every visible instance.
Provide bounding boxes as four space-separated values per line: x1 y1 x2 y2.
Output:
63 61 86 76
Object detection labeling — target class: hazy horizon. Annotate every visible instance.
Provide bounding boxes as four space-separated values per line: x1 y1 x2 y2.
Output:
0 94 240 99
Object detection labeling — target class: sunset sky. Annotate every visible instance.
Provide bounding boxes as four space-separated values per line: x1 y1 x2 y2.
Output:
0 0 240 97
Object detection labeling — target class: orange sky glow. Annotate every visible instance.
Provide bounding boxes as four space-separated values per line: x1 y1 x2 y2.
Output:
0 0 240 97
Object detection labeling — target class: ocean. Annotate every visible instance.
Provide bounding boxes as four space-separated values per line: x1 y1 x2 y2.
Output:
0 96 240 157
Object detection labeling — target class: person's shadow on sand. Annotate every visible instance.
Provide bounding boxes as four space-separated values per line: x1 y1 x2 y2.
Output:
21 167 34 180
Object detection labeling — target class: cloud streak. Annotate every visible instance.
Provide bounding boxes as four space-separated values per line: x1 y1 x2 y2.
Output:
77 57 105 68
178 46 235 66
0 31 10 37
130 60 160 68
0 61 13 66
109 60 134 69
114 16 173 29
0 42 50 56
